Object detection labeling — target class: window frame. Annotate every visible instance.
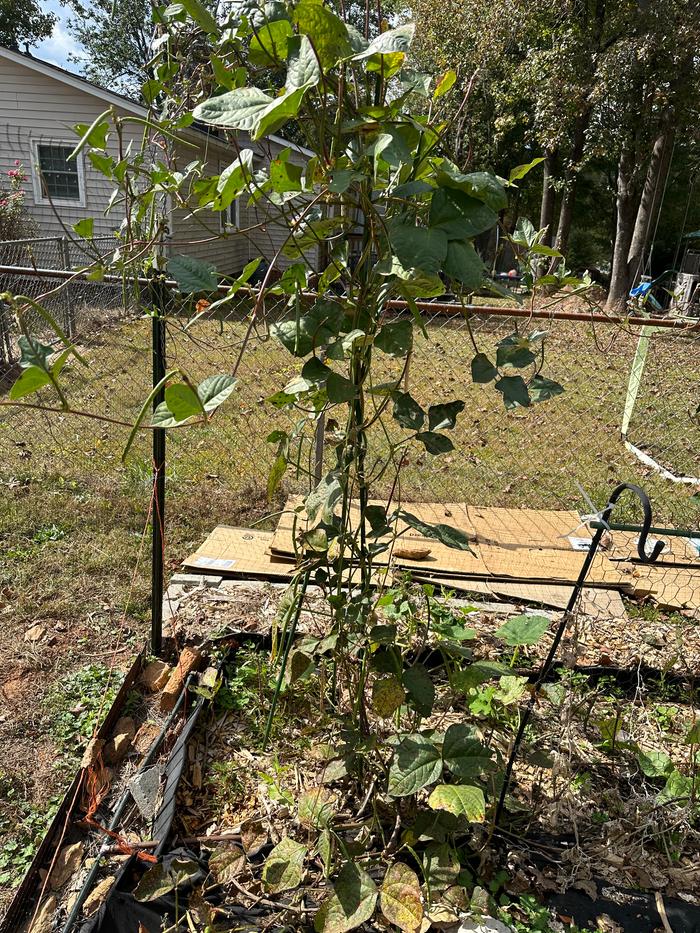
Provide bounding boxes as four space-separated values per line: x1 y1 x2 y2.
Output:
31 138 86 208
220 196 240 232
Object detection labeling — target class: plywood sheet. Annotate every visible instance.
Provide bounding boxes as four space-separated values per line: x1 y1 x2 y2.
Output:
184 526 294 578
468 505 588 551
605 530 700 567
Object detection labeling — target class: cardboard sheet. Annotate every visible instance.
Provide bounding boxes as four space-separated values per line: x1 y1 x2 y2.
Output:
184 526 294 579
467 505 588 551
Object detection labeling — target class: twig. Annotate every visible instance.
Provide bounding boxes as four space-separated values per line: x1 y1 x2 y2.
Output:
228 876 312 915
655 891 674 933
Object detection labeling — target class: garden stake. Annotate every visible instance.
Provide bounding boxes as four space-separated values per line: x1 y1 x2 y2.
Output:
493 482 664 830
150 293 167 657
263 570 311 750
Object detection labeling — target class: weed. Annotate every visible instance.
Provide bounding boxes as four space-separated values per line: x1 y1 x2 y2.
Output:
0 772 60 889
44 664 119 768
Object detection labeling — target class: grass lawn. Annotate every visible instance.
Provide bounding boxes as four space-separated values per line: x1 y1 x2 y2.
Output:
0 304 698 908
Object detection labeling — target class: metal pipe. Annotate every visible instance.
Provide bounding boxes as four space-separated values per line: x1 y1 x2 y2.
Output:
590 521 699 539
151 309 166 657
2 264 699 331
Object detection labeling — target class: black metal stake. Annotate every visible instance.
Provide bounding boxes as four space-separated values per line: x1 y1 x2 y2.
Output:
493 482 664 829
151 310 166 657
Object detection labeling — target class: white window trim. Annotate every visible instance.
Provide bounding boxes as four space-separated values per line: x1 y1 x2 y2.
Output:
30 139 86 208
220 196 240 232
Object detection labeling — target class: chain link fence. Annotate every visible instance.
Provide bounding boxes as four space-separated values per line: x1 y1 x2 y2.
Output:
1 260 699 534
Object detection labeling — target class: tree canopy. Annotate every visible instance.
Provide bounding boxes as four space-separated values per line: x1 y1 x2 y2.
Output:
0 0 55 51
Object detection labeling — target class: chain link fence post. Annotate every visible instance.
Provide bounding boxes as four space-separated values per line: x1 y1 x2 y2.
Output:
59 237 75 338
150 282 168 657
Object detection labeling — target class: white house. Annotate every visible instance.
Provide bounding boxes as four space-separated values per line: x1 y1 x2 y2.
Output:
0 45 314 276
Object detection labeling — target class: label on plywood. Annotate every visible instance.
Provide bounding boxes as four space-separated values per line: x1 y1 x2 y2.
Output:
193 556 236 570
567 536 592 551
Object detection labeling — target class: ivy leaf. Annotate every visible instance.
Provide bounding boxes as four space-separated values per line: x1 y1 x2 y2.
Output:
433 69 456 99
327 372 356 403
433 161 507 211
197 374 237 412
249 18 293 66
529 375 564 403
392 391 425 430
380 862 424 932
443 240 485 289
428 400 464 431
389 224 448 276
255 86 309 140
427 784 485 822
134 858 200 901
352 23 415 59
441 724 492 778
415 431 454 455
314 861 378 932
429 188 497 238
18 335 53 371
306 471 342 525
399 511 472 551
496 334 537 369
164 382 204 421
193 86 274 131
262 836 307 893
508 157 545 183
375 320 413 357
298 787 336 829
403 665 435 717
388 734 442 796
494 375 530 409
495 613 551 646
72 217 94 238
293 0 353 70
287 34 322 89
471 353 498 384
208 845 246 884
168 254 218 293
271 301 345 356
9 366 51 399
372 676 405 718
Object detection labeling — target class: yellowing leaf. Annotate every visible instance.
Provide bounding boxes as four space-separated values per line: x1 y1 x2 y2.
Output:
380 862 423 932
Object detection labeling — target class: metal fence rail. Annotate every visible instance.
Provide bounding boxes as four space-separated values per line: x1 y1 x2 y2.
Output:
1 262 699 533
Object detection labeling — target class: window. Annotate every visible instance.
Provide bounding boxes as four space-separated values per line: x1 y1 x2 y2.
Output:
221 197 240 230
33 142 83 204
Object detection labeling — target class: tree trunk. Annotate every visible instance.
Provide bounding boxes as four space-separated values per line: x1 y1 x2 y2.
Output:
553 115 588 257
606 147 638 310
626 117 675 287
539 148 557 245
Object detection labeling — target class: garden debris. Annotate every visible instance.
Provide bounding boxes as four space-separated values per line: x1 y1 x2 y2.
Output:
139 659 171 693
133 722 160 756
23 624 45 642
28 894 56 933
160 646 204 712
82 876 115 916
81 737 106 769
48 841 83 890
128 765 164 820
103 717 136 765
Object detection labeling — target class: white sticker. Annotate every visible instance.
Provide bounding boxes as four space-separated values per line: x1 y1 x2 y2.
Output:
567 536 592 551
193 556 235 569
634 536 669 556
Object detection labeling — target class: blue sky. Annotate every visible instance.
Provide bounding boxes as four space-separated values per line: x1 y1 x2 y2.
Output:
32 0 83 72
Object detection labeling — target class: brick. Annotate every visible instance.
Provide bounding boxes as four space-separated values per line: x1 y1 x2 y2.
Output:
160 646 204 712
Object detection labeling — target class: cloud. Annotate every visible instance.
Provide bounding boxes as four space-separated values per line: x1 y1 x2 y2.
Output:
31 2 84 72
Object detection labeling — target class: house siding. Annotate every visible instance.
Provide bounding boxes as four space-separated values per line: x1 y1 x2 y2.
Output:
0 50 318 278
0 53 141 241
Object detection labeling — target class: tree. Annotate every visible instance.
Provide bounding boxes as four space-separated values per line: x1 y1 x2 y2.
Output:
0 0 55 51
62 0 153 98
